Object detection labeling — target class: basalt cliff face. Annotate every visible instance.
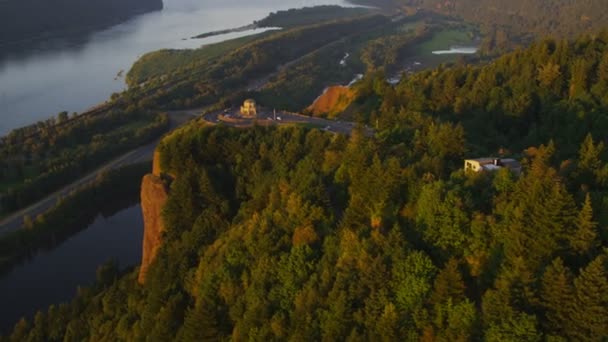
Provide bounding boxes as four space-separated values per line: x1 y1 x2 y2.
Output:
138 150 169 284
307 85 357 119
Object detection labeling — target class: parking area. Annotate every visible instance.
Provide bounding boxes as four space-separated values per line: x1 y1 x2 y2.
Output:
202 107 370 136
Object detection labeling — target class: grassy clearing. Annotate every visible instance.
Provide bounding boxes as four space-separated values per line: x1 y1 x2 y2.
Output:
415 29 474 55
127 31 274 85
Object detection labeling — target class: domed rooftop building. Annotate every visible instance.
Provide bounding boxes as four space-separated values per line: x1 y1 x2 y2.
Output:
240 99 257 117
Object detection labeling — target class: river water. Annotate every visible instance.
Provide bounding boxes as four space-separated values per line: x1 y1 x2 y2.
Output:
0 205 143 333
0 0 355 135
0 0 360 333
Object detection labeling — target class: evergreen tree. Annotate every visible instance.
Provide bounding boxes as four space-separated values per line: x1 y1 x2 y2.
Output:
179 301 222 342
485 312 541 342
598 52 608 82
9 318 30 342
570 193 599 256
540 258 574 337
577 134 604 185
430 258 466 305
570 256 608 340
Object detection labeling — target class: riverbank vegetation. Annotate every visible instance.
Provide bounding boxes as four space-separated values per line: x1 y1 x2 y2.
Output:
256 5 371 29
4 29 608 340
124 14 390 110
126 33 272 87
0 162 150 276
0 110 168 214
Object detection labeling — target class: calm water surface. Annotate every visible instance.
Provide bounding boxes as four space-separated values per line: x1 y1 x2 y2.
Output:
0 204 143 333
0 0 355 135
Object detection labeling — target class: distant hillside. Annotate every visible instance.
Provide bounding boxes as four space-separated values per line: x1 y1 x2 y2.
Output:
367 0 608 50
0 0 163 47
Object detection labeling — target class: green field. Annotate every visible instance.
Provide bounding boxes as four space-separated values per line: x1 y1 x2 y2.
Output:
127 31 274 86
415 29 475 55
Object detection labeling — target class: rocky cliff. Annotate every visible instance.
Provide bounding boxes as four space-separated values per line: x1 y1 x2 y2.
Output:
138 150 169 284
307 85 357 119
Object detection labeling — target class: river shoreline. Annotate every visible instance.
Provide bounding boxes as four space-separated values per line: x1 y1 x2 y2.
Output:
191 23 258 40
0 0 356 136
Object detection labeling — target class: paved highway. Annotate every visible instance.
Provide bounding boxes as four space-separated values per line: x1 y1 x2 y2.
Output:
202 108 373 136
0 107 369 236
0 109 199 236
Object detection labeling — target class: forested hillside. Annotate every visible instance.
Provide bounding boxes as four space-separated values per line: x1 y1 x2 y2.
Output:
0 0 163 46
346 30 608 158
125 14 390 109
386 0 608 50
4 30 608 341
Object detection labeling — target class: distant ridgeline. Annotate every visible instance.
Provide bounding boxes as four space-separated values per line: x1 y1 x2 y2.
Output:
380 0 608 50
0 0 163 47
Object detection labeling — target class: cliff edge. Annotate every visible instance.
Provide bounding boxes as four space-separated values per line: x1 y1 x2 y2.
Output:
138 150 169 284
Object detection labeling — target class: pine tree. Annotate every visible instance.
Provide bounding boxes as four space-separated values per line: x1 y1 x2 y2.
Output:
10 318 30 341
375 303 399 341
570 193 599 256
577 134 604 181
598 51 608 82
179 300 222 341
540 258 574 336
568 58 591 99
430 258 466 305
570 256 608 340
537 62 561 88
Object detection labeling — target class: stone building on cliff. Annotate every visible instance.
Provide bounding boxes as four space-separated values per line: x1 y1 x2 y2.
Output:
240 99 257 117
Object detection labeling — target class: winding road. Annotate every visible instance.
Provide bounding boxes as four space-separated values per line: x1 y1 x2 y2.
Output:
0 109 198 236
0 107 370 236
202 108 372 136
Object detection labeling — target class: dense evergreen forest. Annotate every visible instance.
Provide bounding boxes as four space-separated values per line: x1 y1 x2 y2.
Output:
0 0 163 48
5 31 608 341
350 31 608 158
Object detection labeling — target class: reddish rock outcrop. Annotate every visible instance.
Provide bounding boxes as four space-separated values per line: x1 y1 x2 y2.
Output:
152 150 162 177
307 85 356 118
138 149 169 284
